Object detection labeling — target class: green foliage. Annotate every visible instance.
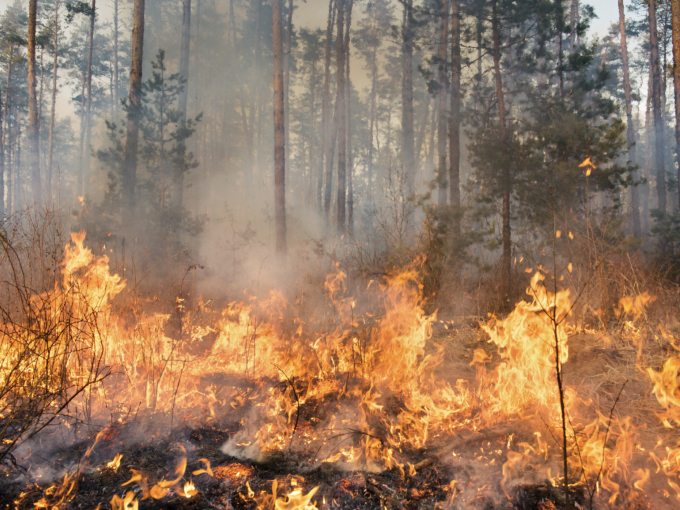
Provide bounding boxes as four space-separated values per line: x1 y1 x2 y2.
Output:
95 50 204 272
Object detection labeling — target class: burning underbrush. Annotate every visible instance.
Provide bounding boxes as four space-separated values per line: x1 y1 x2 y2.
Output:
1 232 680 509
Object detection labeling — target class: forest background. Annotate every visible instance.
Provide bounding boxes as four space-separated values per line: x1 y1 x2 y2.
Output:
0 0 675 315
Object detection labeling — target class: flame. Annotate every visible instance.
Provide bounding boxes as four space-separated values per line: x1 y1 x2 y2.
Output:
251 480 319 510
6 232 680 505
106 454 123 472
110 491 138 510
181 481 198 498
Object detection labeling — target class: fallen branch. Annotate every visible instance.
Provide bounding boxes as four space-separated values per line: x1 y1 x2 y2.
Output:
366 479 407 510
414 424 515 471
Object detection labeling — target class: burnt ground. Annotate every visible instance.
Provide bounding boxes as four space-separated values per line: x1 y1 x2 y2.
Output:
0 416 637 510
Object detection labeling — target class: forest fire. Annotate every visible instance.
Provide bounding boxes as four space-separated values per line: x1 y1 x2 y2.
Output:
1 232 679 510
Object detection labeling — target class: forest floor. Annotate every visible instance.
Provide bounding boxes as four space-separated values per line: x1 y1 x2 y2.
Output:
0 319 673 510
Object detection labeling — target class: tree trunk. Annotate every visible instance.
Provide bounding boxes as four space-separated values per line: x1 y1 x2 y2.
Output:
556 0 564 99
249 0 263 188
324 101 338 217
28 0 41 202
619 0 640 235
449 0 461 233
83 0 96 195
48 0 60 201
273 0 287 253
335 0 346 232
122 0 146 221
284 0 293 176
415 96 430 167
6 45 13 216
114 0 119 116
0 95 4 219
671 0 680 212
307 63 317 206
367 43 377 205
650 0 667 213
491 0 511 302
437 0 449 205
345 0 353 233
176 0 192 210
402 0 415 197
319 0 336 210
570 0 578 51
39 47 44 132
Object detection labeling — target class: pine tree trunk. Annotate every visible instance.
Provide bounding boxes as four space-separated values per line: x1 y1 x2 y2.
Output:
307 63 317 206
649 0 667 213
570 0 578 50
28 0 41 202
319 0 336 210
415 96 430 167
324 102 338 217
114 0 119 116
39 48 44 132
249 0 263 188
492 0 511 302
48 0 60 200
619 0 640 235
84 0 96 196
671 0 680 213
122 0 146 221
284 0 293 176
437 0 449 205
335 0 346 232
556 1 564 99
367 45 377 205
402 0 415 198
176 0 191 210
6 46 13 216
449 0 461 232
273 0 287 253
0 95 4 219
345 0 353 233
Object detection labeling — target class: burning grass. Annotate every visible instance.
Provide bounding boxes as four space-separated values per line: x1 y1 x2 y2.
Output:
1 232 680 509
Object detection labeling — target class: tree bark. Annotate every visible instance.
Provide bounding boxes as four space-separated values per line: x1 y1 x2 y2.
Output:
6 45 13 216
273 0 287 253
48 0 60 201
335 0 346 232
671 0 680 212
0 95 4 219
619 0 640 235
346 0 354 233
402 0 415 198
114 0 119 116
449 0 461 232
367 35 378 205
83 0 96 196
307 62 318 206
437 0 449 205
284 0 293 176
491 0 511 303
28 0 41 202
649 0 667 213
570 0 578 51
122 0 146 221
249 0 264 187
319 0 336 210
176 0 192 210
324 94 338 217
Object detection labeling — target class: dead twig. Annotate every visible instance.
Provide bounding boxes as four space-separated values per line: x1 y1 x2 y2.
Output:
366 479 407 510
